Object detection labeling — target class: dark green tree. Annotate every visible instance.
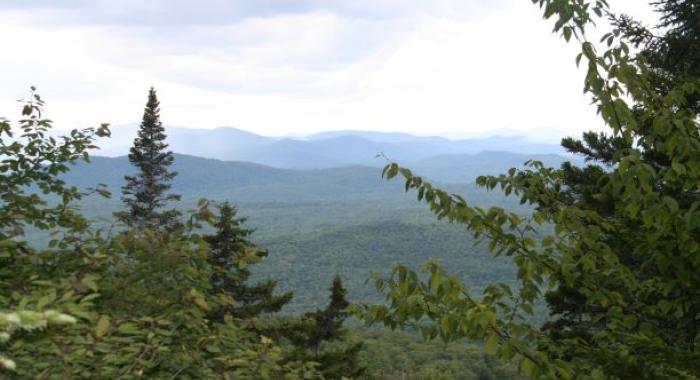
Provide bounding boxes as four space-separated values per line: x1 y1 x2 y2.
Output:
541 2 700 377
634 0 699 110
205 201 292 321
115 87 180 230
287 275 364 379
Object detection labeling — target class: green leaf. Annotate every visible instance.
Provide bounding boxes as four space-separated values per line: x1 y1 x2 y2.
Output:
95 315 110 337
117 323 140 334
520 358 536 377
622 315 637 329
563 26 572 42
485 333 499 354
81 276 99 292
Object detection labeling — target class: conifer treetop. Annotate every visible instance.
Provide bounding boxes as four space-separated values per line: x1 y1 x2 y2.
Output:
116 87 181 229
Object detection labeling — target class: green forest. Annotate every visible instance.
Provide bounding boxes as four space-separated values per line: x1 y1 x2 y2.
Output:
2 0 700 379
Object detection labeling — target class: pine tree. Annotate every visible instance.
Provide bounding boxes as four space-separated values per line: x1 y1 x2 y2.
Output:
205 201 292 321
287 275 364 379
115 87 180 230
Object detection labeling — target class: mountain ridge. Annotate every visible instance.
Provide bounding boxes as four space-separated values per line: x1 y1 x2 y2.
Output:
80 125 568 169
63 150 573 205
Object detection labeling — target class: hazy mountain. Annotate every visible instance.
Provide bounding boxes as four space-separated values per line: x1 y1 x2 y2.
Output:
412 150 574 183
253 138 351 168
63 150 577 207
64 154 411 203
306 130 447 144
84 125 567 169
94 125 274 159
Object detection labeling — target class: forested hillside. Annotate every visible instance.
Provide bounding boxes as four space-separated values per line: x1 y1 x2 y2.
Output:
63 152 572 196
49 155 526 312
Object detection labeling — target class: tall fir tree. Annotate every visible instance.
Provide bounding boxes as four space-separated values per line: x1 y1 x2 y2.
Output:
116 87 181 230
204 201 292 321
286 275 364 379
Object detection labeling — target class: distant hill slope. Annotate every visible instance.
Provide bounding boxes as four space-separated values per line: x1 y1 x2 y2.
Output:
65 154 410 203
256 220 516 311
65 151 575 204
412 150 573 183
63 151 577 207
83 125 568 169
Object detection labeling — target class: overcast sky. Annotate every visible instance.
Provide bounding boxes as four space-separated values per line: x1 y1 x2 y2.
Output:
0 0 657 139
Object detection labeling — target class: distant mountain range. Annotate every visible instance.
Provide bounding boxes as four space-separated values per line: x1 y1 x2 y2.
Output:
63 151 575 205
87 125 570 169
55 126 579 205
65 154 407 203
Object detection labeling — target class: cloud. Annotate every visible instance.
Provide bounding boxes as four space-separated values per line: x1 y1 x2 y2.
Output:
0 0 504 26
0 0 658 139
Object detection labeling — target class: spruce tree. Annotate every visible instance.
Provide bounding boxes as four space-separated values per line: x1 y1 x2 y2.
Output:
541 2 700 377
287 275 364 379
205 201 292 321
116 87 180 230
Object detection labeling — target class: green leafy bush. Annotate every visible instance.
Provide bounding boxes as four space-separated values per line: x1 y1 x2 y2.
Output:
0 90 320 379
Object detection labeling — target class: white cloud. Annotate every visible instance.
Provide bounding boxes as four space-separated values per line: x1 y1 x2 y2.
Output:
0 0 659 139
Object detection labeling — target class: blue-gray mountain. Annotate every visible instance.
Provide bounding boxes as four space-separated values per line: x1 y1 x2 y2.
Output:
65 150 573 204
90 125 569 169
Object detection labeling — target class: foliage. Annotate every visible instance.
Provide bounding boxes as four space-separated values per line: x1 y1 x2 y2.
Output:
0 88 110 376
115 87 181 230
0 87 110 239
0 90 320 379
541 2 700 378
204 201 292 321
355 328 523 380
355 1 700 379
257 216 518 313
88 228 318 379
286 276 364 379
0 310 77 372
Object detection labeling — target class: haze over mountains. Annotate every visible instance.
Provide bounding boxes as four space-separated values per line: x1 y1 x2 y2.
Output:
90 124 571 170
64 151 566 205
58 125 578 207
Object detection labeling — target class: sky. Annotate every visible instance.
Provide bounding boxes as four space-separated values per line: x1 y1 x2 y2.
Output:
0 0 658 140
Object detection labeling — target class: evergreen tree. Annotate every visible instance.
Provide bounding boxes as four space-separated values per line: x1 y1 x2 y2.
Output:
541 2 700 377
115 87 180 230
205 201 292 321
287 275 364 379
